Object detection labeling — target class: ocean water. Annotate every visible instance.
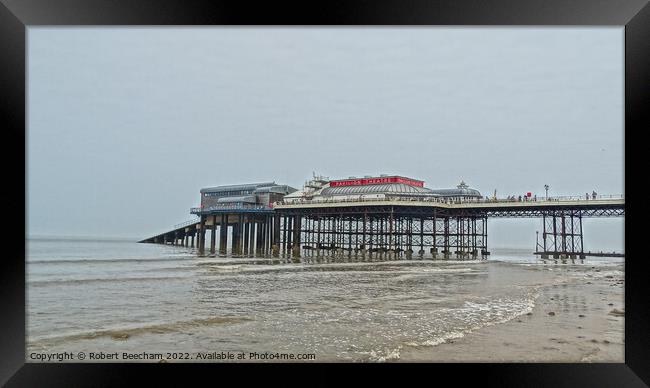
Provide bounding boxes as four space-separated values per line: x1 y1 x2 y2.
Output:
26 238 623 362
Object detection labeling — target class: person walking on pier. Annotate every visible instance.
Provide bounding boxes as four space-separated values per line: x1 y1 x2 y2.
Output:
585 193 589 200
592 191 597 200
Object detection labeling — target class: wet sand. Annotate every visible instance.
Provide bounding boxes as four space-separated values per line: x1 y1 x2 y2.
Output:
399 263 624 362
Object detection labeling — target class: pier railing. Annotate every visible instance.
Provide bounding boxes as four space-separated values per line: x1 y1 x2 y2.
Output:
275 194 624 206
190 204 273 214
174 218 200 229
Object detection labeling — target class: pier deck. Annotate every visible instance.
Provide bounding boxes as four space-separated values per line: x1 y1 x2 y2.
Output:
140 195 623 260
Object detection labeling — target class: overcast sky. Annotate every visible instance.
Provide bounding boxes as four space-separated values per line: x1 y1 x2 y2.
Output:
27 27 624 249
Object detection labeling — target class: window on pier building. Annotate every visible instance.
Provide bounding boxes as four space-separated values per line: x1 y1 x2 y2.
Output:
203 190 254 197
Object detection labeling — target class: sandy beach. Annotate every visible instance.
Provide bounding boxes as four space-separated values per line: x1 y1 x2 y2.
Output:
399 262 624 362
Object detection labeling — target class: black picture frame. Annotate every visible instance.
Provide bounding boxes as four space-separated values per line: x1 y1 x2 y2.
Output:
1 0 647 386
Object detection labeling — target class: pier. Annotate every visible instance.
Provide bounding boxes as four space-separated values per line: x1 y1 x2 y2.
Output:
534 250 624 258
139 175 624 260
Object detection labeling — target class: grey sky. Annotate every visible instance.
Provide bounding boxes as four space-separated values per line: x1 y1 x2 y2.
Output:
27 27 624 249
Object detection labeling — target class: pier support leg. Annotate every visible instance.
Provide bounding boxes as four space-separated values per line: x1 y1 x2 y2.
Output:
250 220 256 255
419 218 424 257
232 215 241 256
219 213 228 255
210 215 216 255
198 215 206 256
431 223 436 258
579 214 585 259
388 209 394 252
260 217 265 255
265 216 271 255
243 218 250 256
288 216 294 252
292 215 301 257
359 217 365 253
255 221 262 255
479 217 485 258
273 215 281 256
443 217 450 259
282 216 288 254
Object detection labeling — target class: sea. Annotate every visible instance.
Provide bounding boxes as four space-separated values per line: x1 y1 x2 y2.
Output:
26 238 624 362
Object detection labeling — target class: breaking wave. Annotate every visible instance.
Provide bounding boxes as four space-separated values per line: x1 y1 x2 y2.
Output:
30 316 252 348
28 257 191 265
28 276 190 287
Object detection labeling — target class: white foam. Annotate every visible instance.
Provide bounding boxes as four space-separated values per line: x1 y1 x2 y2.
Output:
363 347 402 362
405 292 539 349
